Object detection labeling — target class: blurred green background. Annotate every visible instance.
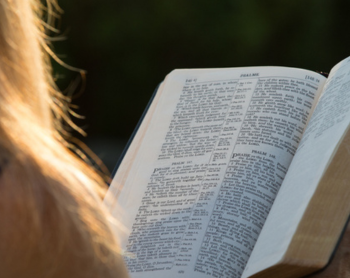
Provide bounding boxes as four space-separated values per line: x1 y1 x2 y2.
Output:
54 0 350 172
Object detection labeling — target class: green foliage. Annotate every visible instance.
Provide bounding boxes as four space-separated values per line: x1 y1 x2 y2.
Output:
54 0 350 140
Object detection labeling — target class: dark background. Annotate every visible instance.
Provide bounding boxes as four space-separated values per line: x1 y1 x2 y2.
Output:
53 0 350 172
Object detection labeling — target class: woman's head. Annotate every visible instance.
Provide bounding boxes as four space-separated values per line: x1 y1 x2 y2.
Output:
0 1 128 277
0 0 51 129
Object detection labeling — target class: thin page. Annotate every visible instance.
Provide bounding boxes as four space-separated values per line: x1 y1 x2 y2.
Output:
243 57 350 278
108 66 325 278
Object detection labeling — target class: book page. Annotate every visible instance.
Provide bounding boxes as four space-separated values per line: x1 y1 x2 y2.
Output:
243 57 350 278
107 67 326 278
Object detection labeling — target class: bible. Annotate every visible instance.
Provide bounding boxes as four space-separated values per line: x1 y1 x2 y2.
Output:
105 56 350 278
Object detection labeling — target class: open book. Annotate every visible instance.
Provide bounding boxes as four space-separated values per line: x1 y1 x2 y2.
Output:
105 57 350 278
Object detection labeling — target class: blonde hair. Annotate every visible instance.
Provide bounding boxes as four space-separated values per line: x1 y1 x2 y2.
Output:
0 1 128 277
